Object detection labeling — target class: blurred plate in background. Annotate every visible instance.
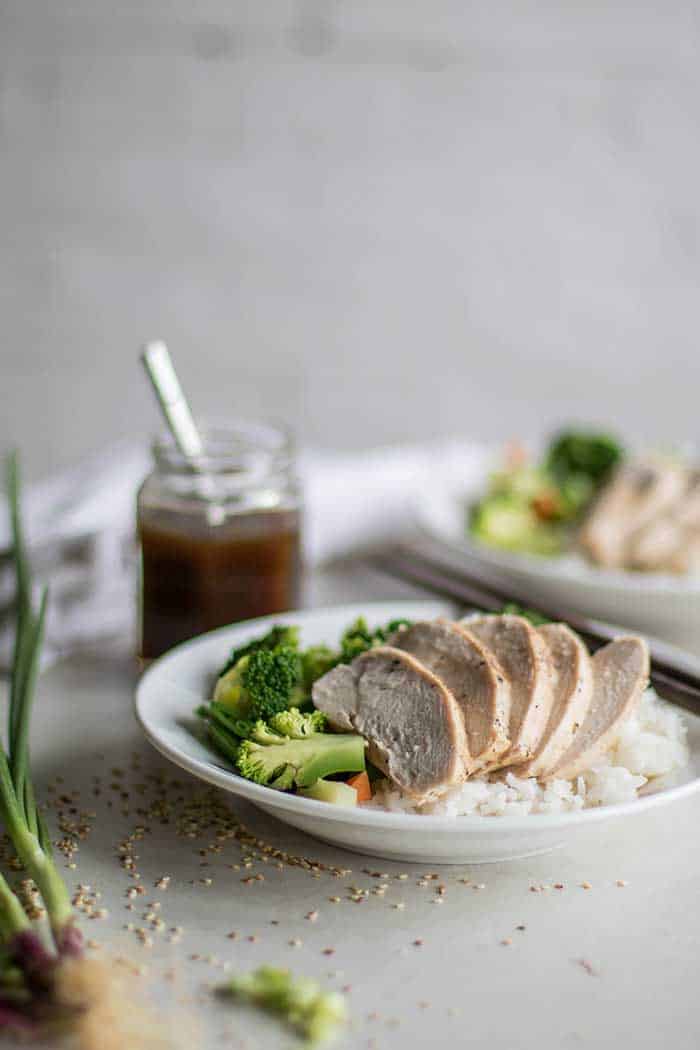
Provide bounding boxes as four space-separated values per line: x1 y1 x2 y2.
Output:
414 446 700 656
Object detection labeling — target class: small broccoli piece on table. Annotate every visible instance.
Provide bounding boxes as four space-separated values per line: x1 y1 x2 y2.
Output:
214 645 302 720
236 728 365 790
217 624 301 678
218 965 347 1046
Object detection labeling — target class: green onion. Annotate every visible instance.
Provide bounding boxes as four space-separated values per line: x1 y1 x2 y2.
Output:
0 453 83 1033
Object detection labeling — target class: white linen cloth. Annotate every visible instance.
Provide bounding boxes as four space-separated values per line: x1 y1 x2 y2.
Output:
0 439 486 666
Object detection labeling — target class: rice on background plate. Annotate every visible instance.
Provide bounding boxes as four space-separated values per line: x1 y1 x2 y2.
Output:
365 690 689 818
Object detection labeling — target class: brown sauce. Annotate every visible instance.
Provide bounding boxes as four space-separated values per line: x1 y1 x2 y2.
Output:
139 510 301 658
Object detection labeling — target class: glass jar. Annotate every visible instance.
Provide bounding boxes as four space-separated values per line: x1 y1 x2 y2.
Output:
137 420 302 659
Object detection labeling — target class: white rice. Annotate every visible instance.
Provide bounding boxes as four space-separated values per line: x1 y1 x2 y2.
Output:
364 688 689 817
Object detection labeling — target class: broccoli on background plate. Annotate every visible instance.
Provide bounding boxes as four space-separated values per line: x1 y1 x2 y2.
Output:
469 428 624 557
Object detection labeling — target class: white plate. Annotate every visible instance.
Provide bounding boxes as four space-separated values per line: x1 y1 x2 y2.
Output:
135 600 700 864
415 446 700 655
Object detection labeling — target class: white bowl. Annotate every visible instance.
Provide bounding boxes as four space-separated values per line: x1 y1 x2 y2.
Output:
414 447 700 655
135 601 700 865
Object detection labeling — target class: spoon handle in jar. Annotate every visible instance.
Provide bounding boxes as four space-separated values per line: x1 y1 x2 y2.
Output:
140 341 205 460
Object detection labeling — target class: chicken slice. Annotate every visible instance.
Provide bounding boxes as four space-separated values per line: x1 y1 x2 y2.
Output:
465 614 554 766
388 619 510 770
513 623 594 778
580 457 687 569
312 646 468 800
626 470 700 573
551 636 650 780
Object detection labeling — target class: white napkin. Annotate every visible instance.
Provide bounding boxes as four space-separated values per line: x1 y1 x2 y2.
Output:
0 439 487 665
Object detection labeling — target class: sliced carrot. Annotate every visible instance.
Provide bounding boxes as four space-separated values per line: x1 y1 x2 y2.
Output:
347 772 372 803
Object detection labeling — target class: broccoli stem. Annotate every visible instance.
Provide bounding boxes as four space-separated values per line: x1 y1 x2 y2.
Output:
207 723 241 766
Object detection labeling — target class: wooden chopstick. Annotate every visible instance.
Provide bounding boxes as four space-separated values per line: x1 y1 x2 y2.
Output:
372 544 700 716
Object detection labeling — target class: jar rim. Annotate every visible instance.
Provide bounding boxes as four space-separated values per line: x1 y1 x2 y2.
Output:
152 417 295 478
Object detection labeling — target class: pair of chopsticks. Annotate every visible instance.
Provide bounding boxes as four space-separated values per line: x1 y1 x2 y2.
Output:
372 544 700 716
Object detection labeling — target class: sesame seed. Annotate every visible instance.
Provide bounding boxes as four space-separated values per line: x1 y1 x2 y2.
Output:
616 879 628 887
580 881 592 890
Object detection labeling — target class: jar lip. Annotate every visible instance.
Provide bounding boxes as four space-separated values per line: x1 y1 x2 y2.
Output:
152 417 295 477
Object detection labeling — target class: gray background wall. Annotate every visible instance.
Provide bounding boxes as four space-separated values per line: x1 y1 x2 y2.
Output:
2 2 699 478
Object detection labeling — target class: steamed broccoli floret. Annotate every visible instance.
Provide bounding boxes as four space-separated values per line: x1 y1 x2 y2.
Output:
214 645 302 720
218 624 301 678
301 645 339 689
337 617 412 664
236 729 365 790
269 708 327 738
243 646 302 718
218 965 347 1046
248 719 291 745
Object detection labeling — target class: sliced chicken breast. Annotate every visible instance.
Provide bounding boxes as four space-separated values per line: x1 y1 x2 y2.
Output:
465 614 554 765
580 458 687 569
312 646 468 800
514 624 594 778
626 471 700 573
552 636 650 780
388 619 510 769
626 516 686 572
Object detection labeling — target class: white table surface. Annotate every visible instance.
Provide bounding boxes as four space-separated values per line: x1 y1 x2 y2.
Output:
13 562 700 1049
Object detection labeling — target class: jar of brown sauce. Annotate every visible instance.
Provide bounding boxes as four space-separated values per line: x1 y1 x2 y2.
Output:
138 421 302 659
